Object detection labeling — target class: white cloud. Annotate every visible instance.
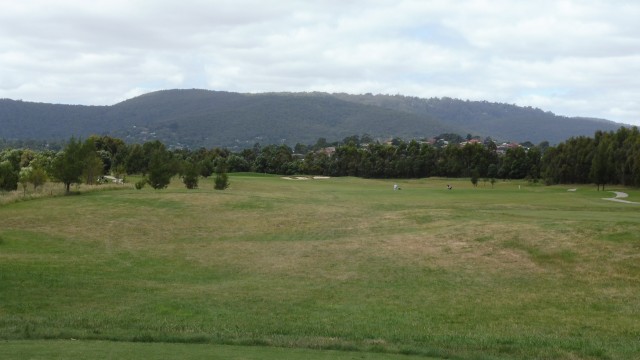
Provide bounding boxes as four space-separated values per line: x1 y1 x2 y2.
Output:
0 0 639 125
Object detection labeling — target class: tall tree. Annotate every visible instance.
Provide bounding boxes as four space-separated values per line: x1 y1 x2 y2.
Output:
83 138 106 185
590 133 612 191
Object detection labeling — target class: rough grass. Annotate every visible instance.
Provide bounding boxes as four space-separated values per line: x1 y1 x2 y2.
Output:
1 175 639 359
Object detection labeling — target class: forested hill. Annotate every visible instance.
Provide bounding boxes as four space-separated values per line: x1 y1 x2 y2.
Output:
106 90 462 149
332 93 624 144
0 89 627 149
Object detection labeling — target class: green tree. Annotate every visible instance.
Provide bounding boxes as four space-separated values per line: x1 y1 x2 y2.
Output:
199 158 216 178
487 163 498 178
470 168 480 187
18 167 31 195
214 172 229 190
125 143 146 175
50 137 86 194
30 151 56 176
83 151 105 185
0 149 22 172
442 143 463 177
213 159 229 190
29 166 48 191
487 164 498 188
20 149 35 168
226 154 250 172
503 146 529 179
253 144 294 174
146 144 177 189
181 161 200 189
0 160 19 191
590 134 612 191
89 135 128 174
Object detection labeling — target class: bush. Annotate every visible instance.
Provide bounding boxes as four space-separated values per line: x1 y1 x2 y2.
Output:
135 178 147 190
183 174 199 189
182 162 200 189
214 172 229 190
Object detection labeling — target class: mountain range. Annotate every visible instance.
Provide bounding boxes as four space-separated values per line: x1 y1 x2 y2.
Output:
0 89 627 149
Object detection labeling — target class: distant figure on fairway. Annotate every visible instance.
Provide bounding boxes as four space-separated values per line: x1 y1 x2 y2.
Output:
393 184 399 191
447 184 453 190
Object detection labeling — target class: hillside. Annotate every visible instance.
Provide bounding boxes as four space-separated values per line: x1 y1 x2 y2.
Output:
332 93 624 144
105 90 461 149
0 99 109 140
0 89 628 148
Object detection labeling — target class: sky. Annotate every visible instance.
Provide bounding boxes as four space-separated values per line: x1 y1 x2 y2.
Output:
1 0 639 125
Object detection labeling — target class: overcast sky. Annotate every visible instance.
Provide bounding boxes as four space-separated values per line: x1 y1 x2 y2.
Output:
1 0 639 125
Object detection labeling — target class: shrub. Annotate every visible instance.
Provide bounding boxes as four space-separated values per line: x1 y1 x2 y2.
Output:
135 178 147 190
214 172 229 190
182 162 200 189
183 175 199 189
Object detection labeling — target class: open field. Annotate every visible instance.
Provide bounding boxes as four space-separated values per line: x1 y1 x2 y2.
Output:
1 174 639 359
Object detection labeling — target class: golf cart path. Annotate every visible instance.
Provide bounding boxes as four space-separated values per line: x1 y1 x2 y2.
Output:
602 191 640 204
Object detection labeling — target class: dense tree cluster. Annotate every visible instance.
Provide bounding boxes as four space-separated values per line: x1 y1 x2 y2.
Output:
1 127 638 195
542 127 640 189
288 137 540 181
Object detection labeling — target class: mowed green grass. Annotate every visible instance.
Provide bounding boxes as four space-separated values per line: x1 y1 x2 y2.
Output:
1 174 639 359
0 339 429 360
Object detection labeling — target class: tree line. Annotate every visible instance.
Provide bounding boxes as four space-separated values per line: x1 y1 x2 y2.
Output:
1 126 639 194
542 127 640 189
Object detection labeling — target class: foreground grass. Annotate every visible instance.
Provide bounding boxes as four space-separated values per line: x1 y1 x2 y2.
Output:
0 339 431 360
1 174 639 359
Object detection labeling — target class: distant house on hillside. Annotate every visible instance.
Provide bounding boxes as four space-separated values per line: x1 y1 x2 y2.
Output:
318 147 336 156
434 139 449 147
459 138 482 147
496 142 521 154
